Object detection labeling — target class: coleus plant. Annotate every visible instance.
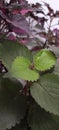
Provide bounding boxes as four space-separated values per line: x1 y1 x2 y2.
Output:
0 0 59 130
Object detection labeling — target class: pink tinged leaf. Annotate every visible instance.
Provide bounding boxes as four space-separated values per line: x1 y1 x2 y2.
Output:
12 10 19 14
20 7 43 15
12 27 27 35
7 32 16 40
20 9 31 15
7 16 31 36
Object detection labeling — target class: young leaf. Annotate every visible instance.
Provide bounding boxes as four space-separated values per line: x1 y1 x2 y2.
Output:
28 99 59 130
33 49 56 71
0 39 32 70
30 73 59 116
10 57 39 81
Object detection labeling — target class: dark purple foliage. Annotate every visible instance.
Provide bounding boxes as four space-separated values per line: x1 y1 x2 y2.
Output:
0 0 59 47
53 29 59 46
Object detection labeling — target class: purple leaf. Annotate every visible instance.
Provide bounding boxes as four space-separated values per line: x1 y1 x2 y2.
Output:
55 36 59 46
0 10 7 19
0 1 3 6
12 27 27 36
54 11 59 17
7 15 31 35
32 3 41 8
29 12 38 21
7 32 16 40
52 29 59 46
38 17 47 28
0 11 31 36
20 8 32 15
18 0 28 4
53 29 59 34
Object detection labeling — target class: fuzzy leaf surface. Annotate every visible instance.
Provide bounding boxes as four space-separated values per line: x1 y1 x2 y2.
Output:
0 39 32 70
33 49 56 71
28 100 59 130
0 78 27 130
10 57 39 81
53 58 59 76
1 78 23 97
31 73 59 115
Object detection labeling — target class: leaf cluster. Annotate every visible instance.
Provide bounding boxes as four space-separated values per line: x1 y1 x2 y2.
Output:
0 0 59 130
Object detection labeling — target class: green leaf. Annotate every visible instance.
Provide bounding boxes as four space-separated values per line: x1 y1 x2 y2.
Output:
28 99 59 130
9 124 27 130
30 73 59 116
33 49 56 71
0 39 32 70
9 120 28 130
10 57 39 81
53 58 59 76
1 78 23 97
0 78 27 130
